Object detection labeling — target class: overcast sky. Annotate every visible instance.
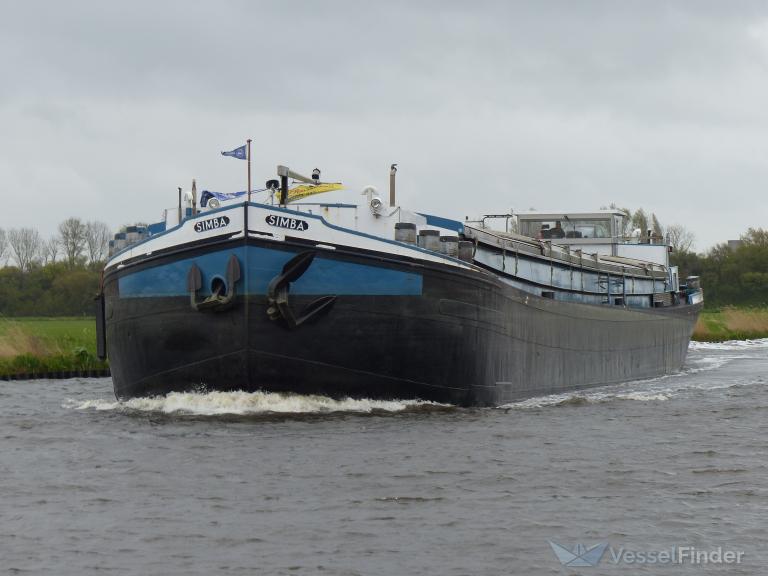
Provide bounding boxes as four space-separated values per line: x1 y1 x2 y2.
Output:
2 1 767 250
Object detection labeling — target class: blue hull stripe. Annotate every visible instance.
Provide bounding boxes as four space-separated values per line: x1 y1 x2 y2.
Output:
118 246 423 298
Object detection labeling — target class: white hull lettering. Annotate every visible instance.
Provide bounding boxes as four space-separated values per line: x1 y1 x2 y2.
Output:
194 216 231 233
265 214 309 231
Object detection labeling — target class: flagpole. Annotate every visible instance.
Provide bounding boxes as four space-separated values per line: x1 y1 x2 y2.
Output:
247 139 252 202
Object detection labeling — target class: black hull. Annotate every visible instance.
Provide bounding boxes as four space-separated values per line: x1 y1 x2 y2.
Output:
104 239 701 406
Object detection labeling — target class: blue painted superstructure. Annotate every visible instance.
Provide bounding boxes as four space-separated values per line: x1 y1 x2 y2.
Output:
418 213 464 233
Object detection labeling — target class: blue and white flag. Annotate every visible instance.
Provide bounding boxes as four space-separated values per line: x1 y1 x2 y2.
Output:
221 145 247 160
200 190 248 207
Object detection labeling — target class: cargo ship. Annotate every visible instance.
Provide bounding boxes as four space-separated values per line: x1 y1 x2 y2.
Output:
97 164 703 406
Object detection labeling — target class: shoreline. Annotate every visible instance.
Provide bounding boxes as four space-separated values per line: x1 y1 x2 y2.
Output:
691 333 768 342
0 368 111 381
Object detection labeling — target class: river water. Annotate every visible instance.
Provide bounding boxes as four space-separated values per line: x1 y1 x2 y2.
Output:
1 340 766 575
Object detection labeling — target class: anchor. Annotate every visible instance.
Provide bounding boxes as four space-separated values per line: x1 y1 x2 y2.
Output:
187 254 241 312
267 251 337 329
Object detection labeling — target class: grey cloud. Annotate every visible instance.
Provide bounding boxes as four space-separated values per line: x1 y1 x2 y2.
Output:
2 1 768 248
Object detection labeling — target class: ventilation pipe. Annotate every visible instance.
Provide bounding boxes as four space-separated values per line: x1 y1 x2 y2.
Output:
389 163 397 207
418 229 440 251
394 222 417 244
440 236 460 257
458 241 474 262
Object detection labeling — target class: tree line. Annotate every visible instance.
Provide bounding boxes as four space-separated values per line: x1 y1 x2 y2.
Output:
0 218 110 272
672 228 768 308
0 218 110 317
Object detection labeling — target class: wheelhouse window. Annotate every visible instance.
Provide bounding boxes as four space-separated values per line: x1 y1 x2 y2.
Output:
520 218 612 240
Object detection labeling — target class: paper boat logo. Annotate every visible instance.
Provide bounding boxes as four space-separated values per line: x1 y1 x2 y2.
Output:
548 541 609 567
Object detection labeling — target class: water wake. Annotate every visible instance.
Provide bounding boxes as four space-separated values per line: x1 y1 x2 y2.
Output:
689 338 768 351
501 358 766 410
70 390 447 416
501 388 672 409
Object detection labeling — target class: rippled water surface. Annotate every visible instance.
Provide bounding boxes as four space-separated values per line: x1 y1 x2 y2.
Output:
2 341 767 575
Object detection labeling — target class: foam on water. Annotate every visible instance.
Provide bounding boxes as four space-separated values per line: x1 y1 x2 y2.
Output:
683 354 734 374
501 388 672 410
70 390 446 416
689 338 768 351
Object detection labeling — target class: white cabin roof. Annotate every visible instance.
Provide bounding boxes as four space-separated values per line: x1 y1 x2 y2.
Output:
515 210 626 221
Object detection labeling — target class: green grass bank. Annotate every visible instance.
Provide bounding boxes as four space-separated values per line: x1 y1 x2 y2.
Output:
0 317 108 378
693 308 768 342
